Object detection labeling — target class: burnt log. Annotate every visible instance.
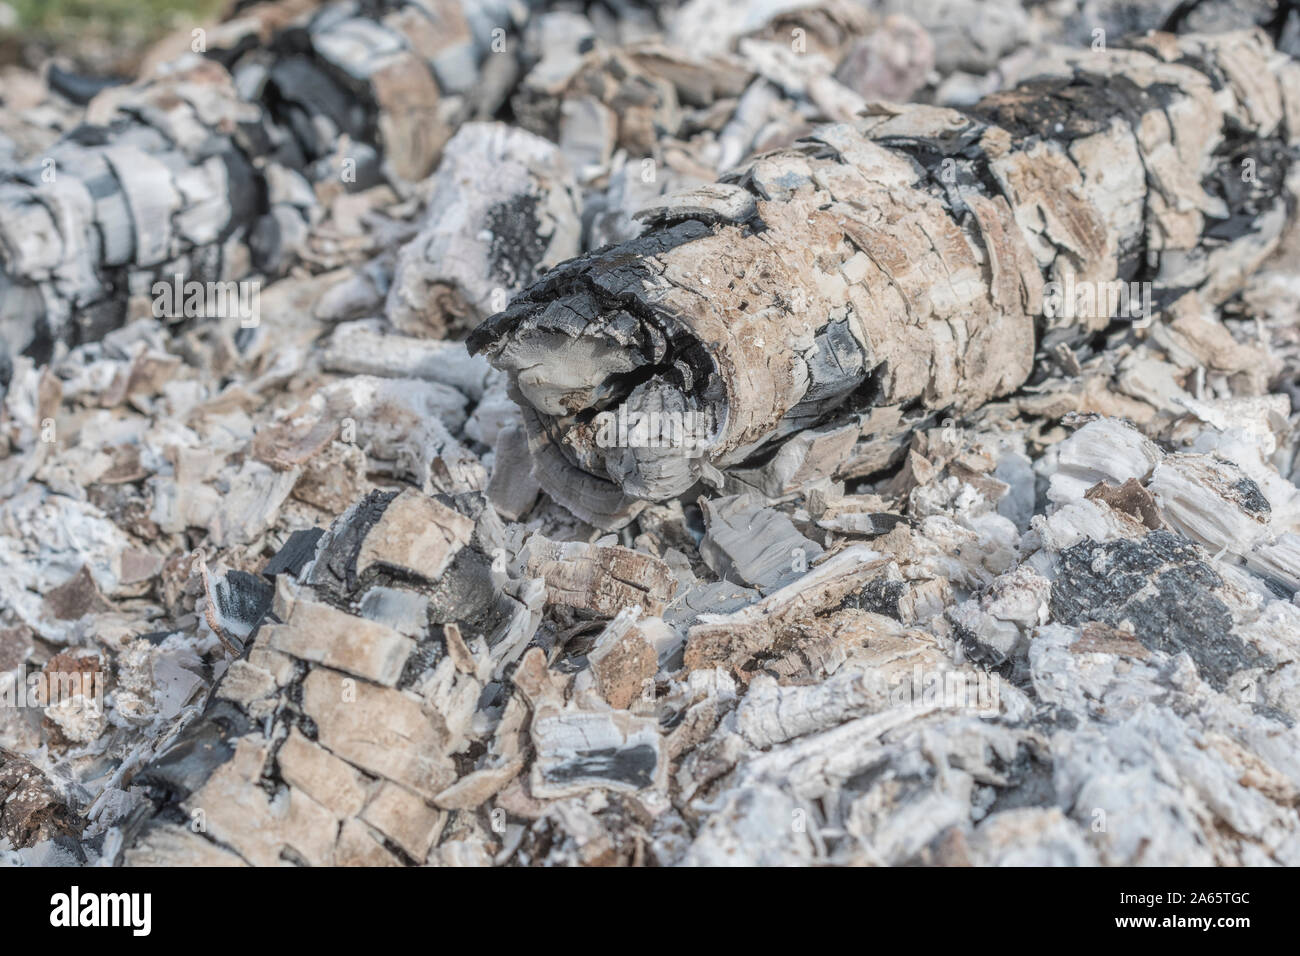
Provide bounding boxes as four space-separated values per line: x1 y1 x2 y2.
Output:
469 30 1300 528
0 0 527 372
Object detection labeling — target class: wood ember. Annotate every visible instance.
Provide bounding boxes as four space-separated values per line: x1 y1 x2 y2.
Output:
267 595 415 686
529 709 664 798
385 122 582 337
42 564 113 620
518 532 678 618
684 545 890 675
354 487 474 580
587 608 660 709
699 493 824 590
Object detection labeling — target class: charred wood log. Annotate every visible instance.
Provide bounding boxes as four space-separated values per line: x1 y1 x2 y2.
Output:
469 30 1300 528
0 58 269 368
0 0 526 375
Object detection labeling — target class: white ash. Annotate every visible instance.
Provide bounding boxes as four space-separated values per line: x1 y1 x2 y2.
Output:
2 0 1300 869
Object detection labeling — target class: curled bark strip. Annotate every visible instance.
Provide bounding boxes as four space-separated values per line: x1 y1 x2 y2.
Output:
470 30 1300 529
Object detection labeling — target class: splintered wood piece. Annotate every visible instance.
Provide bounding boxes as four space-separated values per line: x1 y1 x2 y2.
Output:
685 545 891 674
519 532 678 618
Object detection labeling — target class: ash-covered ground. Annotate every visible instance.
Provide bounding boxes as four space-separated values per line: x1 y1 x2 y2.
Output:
3 0 1300 867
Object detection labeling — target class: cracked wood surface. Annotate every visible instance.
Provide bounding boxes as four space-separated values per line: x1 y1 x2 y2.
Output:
7 1 1300 870
0 0 524 370
471 30 1300 528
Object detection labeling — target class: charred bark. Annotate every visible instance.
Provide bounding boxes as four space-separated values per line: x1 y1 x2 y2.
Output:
0 0 525 373
119 489 545 866
469 30 1300 528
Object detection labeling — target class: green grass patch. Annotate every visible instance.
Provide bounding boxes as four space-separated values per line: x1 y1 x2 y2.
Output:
4 0 227 66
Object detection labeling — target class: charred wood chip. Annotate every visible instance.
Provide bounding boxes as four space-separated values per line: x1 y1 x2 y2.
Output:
133 700 254 806
1084 477 1163 530
699 494 825 591
262 527 326 579
42 565 112 621
1049 530 1265 689
685 545 890 675
520 533 678 618
45 65 129 105
265 593 414 686
530 710 662 798
354 488 475 582
307 489 401 597
1071 621 1153 660
206 570 276 647
588 609 661 710
0 749 83 849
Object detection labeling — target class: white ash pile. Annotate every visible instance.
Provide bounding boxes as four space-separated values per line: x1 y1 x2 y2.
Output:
1 0 1300 867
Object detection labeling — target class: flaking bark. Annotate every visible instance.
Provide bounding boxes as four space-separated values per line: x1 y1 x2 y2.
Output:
0 748 82 850
470 30 1300 528
0 0 524 373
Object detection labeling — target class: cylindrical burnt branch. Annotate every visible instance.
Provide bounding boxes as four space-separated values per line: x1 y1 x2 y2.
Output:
0 58 272 367
469 30 1300 528
0 0 525 372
